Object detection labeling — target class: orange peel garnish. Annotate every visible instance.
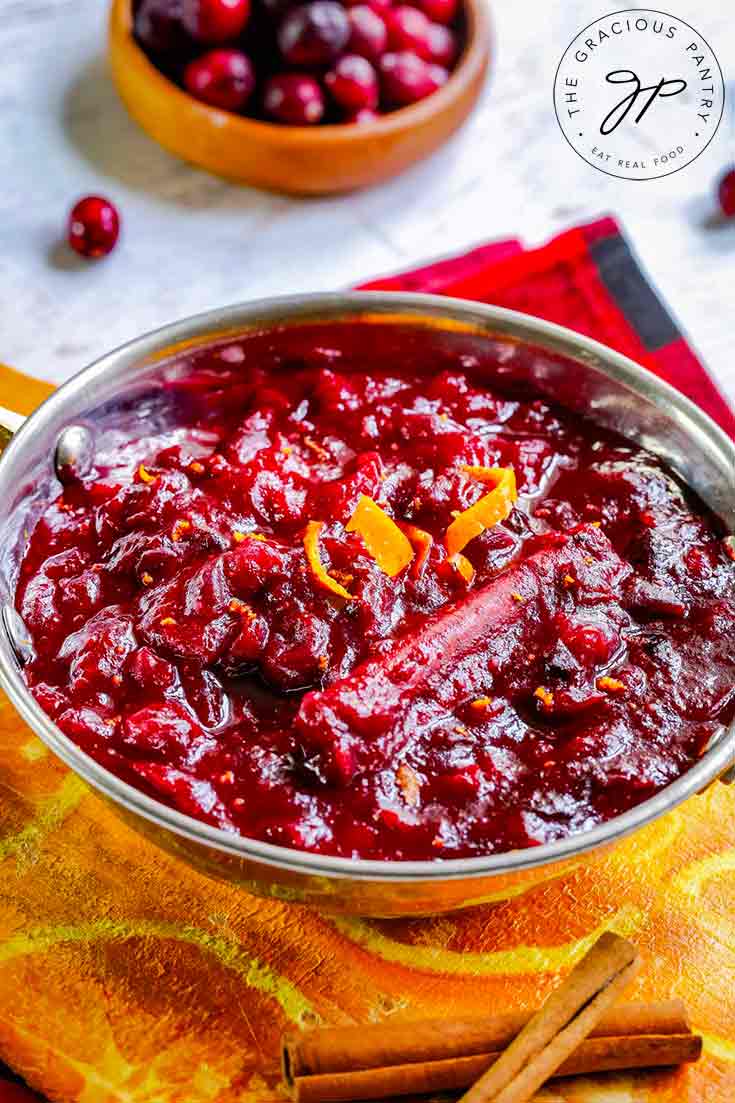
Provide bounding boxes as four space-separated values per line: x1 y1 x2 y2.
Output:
346 495 414 578
534 686 554 709
400 522 434 578
137 463 156 485
304 521 353 600
597 675 626 694
304 436 329 461
396 764 421 808
171 519 191 543
445 466 517 558
450 552 475 584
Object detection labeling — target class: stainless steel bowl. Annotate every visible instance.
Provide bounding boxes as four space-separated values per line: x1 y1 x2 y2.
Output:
0 292 733 917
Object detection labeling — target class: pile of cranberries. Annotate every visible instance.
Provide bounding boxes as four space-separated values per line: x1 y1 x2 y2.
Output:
133 0 462 125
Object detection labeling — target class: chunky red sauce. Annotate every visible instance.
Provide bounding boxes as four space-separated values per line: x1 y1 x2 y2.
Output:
17 328 735 860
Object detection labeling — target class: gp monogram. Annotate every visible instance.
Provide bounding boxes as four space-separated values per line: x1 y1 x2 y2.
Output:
553 9 724 180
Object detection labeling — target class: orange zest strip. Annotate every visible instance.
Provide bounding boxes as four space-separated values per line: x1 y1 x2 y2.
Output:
304 521 353 600
396 763 421 807
445 466 517 558
597 675 626 694
171 519 191 543
345 495 414 578
400 523 434 578
534 685 554 709
450 552 475 584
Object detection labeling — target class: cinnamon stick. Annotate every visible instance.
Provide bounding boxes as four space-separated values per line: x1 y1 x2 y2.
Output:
283 999 690 1080
290 1033 701 1103
459 932 640 1103
295 526 630 785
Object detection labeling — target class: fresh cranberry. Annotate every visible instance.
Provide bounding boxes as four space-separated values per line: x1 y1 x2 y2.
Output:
263 73 326 123
426 22 456 65
181 0 250 43
67 196 120 259
379 50 446 106
347 5 388 62
184 48 255 110
413 0 457 23
277 1 350 66
385 5 433 59
718 167 735 217
326 54 379 111
344 107 380 123
135 0 189 53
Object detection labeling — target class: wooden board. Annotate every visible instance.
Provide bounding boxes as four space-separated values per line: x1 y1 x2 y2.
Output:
0 366 733 1102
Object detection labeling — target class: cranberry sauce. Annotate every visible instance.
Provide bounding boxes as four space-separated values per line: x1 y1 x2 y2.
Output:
17 327 735 860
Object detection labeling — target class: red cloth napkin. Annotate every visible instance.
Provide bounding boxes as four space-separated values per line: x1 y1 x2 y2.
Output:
360 215 735 439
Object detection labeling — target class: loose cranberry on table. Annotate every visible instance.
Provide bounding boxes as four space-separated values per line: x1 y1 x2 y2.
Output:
181 0 251 42
718 167 735 217
326 54 379 112
347 5 388 63
379 50 447 106
184 48 255 109
263 73 325 123
277 1 350 65
67 196 120 259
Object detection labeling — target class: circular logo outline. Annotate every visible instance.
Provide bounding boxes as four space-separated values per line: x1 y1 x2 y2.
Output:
553 8 725 181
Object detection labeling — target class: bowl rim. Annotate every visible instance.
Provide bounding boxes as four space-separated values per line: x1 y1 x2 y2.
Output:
111 0 492 144
1 290 734 883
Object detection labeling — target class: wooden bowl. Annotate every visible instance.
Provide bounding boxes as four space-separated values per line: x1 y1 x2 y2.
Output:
108 0 490 195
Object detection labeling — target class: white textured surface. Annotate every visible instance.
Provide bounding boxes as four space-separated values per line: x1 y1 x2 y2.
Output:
0 0 733 406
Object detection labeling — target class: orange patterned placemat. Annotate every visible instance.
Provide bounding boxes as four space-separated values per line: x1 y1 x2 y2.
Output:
0 366 734 1103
